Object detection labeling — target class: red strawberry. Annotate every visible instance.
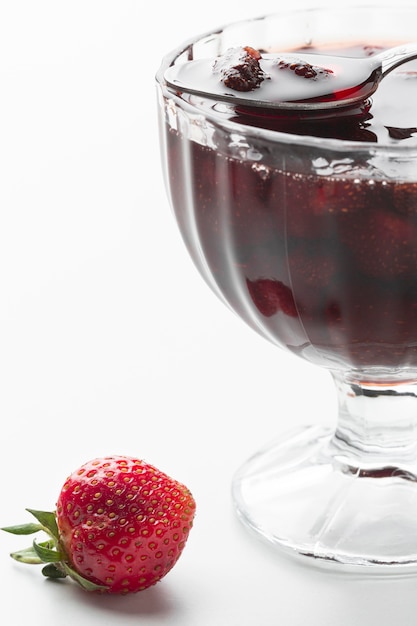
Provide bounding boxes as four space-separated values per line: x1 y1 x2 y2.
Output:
246 277 297 317
213 46 266 92
2 456 196 594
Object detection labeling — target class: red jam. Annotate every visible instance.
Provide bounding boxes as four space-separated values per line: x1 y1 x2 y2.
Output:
163 43 417 370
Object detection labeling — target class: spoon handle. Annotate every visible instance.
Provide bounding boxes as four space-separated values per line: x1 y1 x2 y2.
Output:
381 42 417 76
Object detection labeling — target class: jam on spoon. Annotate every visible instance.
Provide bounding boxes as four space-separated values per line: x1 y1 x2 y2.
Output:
164 42 417 111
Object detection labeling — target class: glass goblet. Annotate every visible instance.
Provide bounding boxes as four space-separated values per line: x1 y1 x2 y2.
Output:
156 5 417 572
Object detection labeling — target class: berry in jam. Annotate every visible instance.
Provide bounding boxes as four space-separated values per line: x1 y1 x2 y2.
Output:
213 46 267 91
275 58 333 79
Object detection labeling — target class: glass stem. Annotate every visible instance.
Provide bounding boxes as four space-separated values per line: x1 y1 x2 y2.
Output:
331 372 417 470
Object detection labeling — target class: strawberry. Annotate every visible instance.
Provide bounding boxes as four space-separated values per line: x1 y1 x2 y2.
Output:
213 46 266 92
275 58 333 79
2 456 196 594
246 277 297 317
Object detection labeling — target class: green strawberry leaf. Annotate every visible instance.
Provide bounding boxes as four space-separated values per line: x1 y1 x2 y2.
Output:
42 563 67 579
63 563 109 592
32 538 62 563
26 509 59 540
2 523 44 535
10 545 43 564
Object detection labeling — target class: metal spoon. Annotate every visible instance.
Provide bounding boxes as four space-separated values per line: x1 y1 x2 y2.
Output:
164 43 417 111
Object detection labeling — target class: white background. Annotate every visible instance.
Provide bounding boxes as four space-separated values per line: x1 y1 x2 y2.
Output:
1 1 417 624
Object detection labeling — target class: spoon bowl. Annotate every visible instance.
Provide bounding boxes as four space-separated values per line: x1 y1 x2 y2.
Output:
164 43 417 111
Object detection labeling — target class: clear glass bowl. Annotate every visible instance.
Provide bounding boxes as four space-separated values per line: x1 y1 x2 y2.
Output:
156 6 417 572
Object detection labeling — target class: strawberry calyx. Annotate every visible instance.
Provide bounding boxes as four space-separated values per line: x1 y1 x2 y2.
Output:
2 508 107 592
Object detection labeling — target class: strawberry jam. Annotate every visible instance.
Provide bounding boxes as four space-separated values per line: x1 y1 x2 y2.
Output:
160 42 417 372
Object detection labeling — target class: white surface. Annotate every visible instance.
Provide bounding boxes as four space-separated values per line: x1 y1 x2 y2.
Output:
2 1 417 624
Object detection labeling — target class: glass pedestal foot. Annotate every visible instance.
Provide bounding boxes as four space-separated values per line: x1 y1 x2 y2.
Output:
232 376 417 574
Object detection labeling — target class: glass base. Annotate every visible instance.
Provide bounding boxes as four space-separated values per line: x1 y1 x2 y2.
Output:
232 421 417 574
